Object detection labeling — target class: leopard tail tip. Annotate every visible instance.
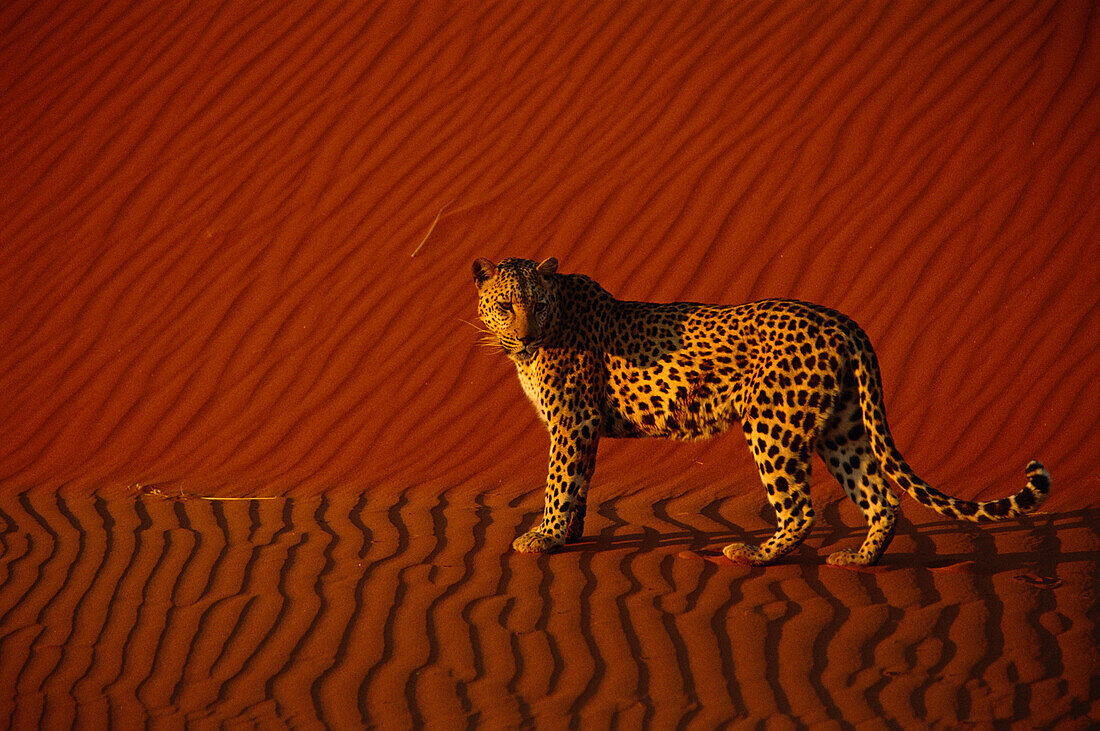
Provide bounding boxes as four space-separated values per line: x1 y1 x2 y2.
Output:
1021 459 1052 511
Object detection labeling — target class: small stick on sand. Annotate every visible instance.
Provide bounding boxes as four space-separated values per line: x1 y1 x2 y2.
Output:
131 483 280 501
410 199 455 257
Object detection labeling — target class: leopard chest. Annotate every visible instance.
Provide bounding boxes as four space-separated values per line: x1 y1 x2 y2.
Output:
515 362 548 425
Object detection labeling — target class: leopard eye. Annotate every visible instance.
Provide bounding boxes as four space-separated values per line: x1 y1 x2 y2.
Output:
497 302 513 313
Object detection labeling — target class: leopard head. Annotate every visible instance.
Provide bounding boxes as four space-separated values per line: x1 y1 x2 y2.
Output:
472 256 559 363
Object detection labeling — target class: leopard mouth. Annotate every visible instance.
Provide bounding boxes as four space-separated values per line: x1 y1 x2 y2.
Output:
509 343 541 362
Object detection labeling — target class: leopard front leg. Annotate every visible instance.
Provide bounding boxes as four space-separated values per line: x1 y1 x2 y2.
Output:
513 413 599 554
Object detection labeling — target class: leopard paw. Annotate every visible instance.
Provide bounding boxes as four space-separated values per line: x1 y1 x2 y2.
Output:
512 530 563 554
826 548 873 567
722 542 768 565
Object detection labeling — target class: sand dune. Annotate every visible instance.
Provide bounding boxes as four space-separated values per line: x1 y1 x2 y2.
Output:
1 0 1098 726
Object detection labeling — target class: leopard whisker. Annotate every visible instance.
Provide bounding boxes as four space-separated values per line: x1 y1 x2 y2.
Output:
458 317 492 335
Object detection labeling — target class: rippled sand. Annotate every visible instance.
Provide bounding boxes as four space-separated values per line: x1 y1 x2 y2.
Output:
1 1 1098 726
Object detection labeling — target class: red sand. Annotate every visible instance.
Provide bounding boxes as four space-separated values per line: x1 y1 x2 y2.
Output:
1 0 1098 726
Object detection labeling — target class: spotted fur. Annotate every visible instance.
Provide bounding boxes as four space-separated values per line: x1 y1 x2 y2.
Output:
473 257 1051 566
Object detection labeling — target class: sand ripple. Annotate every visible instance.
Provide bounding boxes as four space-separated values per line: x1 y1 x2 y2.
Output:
0 491 1096 726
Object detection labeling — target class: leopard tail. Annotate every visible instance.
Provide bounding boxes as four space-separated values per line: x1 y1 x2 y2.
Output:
850 336 1051 521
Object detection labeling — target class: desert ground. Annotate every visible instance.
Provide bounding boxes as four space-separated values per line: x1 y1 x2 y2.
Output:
1 1 1098 727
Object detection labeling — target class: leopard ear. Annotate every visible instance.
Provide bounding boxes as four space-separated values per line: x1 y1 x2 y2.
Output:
473 258 496 287
536 257 558 276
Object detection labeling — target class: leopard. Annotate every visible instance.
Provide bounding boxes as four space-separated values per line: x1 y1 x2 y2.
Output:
472 256 1051 566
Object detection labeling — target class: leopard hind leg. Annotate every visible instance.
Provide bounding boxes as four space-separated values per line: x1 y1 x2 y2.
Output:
723 426 816 566
817 407 899 566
